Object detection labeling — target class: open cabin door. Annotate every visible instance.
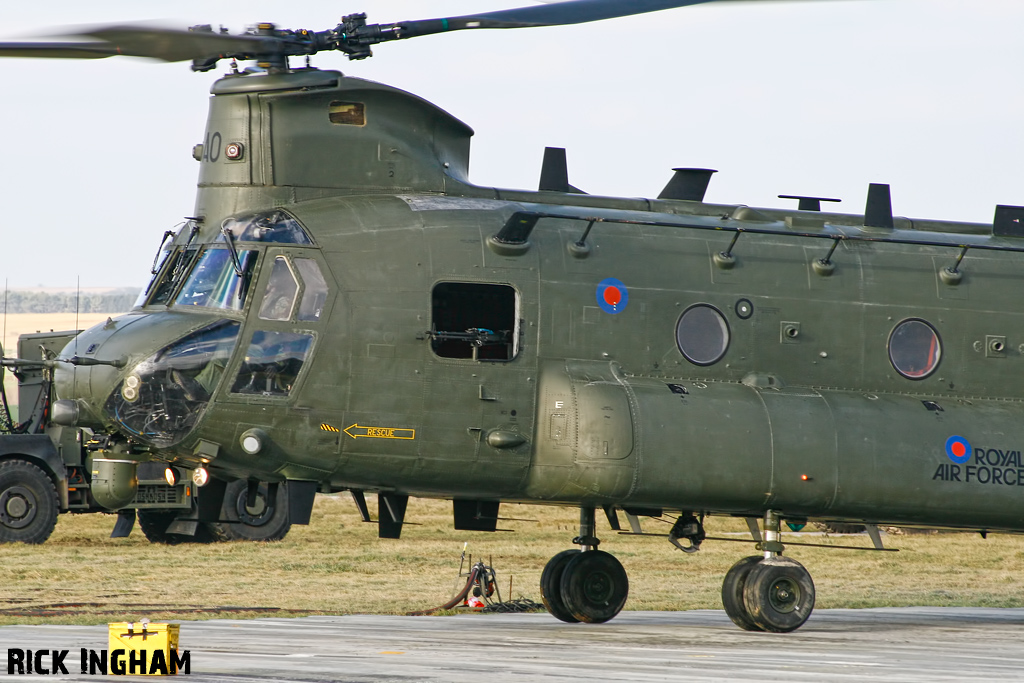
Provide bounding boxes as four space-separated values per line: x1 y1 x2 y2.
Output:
421 278 538 498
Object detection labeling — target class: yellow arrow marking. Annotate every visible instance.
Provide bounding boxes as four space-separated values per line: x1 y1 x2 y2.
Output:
344 424 416 440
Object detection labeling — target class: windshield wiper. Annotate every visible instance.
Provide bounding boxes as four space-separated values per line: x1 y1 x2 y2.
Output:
220 224 245 278
149 230 175 275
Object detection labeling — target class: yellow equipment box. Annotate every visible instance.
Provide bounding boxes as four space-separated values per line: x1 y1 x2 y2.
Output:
108 622 182 676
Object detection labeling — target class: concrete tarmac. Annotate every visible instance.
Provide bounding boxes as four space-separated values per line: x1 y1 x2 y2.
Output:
4 608 1024 681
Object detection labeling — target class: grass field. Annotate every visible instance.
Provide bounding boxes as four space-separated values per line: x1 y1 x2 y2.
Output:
2 496 1023 626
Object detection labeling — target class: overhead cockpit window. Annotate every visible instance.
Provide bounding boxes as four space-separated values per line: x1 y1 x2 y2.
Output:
889 319 941 379
294 259 329 322
174 248 257 311
431 283 518 361
676 304 730 366
258 257 299 321
232 331 314 397
220 210 313 245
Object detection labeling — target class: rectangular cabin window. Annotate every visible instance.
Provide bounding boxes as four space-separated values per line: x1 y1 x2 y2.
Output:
431 282 518 361
329 101 365 126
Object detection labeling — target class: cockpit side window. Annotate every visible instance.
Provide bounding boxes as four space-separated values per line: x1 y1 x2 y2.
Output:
174 248 258 311
256 256 330 323
430 282 518 361
258 257 299 321
231 331 314 397
294 259 328 322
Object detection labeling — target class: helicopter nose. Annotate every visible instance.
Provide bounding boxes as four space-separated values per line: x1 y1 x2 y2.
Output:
52 313 149 428
52 313 241 446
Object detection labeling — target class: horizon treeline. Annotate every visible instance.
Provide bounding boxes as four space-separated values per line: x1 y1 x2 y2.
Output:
1 288 140 314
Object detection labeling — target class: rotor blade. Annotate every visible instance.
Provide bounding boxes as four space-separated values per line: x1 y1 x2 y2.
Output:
0 42 120 59
0 26 272 63
399 0 720 35
81 26 272 63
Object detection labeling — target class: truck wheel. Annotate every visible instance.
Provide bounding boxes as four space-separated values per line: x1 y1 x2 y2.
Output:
0 460 59 544
207 480 291 542
137 510 217 545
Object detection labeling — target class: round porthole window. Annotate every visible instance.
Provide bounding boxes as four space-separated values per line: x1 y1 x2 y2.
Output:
888 319 941 379
676 304 730 366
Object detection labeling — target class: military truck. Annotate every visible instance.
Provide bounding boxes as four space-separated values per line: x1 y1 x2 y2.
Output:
0 329 290 544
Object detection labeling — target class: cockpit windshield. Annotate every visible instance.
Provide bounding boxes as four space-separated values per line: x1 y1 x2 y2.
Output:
105 319 241 448
174 248 257 311
147 247 199 307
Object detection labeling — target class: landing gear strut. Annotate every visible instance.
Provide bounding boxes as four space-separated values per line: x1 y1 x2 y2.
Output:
541 506 629 624
721 510 816 632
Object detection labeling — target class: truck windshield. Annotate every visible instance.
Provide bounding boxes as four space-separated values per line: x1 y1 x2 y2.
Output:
174 248 257 311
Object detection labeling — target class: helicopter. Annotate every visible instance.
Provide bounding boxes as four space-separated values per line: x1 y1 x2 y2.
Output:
2 0 1024 633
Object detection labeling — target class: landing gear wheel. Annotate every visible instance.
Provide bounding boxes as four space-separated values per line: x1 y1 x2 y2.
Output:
207 480 291 542
742 556 815 633
0 460 58 544
721 555 765 632
560 550 629 624
137 510 217 545
541 549 581 623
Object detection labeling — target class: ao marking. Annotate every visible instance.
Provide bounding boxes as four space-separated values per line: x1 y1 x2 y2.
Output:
344 424 416 440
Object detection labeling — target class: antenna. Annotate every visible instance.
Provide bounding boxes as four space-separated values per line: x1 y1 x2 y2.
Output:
0 280 12 434
74 277 80 395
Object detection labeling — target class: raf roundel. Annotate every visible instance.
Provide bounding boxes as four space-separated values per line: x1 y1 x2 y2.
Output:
945 435 972 464
597 278 629 314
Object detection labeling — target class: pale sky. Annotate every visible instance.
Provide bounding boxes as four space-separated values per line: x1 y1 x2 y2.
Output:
2 0 1021 288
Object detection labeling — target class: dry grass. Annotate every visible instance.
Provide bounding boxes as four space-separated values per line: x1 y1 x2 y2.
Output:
1 496 1023 626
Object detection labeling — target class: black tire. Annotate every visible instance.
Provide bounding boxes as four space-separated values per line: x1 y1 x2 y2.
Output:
0 460 58 544
137 509 217 545
560 550 629 624
207 480 291 542
721 555 765 632
540 549 581 623
742 556 815 633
